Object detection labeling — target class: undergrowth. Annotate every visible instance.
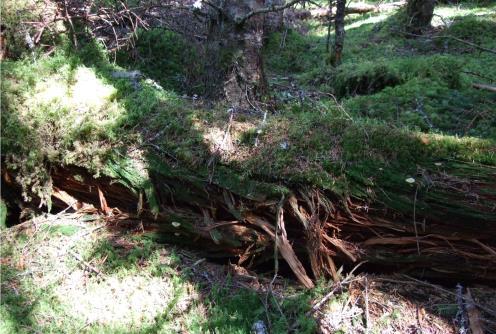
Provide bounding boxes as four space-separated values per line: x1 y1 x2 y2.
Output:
1 1 495 222
2 2 496 333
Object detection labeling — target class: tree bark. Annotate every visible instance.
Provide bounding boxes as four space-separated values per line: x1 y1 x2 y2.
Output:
331 0 345 66
203 0 268 110
406 0 435 34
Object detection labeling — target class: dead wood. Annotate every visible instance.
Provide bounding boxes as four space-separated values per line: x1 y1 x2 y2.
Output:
296 1 406 21
472 83 496 93
29 160 495 289
465 288 485 334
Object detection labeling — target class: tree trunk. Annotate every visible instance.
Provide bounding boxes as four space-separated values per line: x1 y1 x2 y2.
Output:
204 0 268 110
331 0 346 66
406 0 435 34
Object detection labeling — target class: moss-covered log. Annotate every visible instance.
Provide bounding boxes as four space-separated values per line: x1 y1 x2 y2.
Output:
2 2 495 288
11 153 494 287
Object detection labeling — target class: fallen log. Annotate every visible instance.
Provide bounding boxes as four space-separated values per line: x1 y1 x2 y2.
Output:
472 83 496 93
295 1 406 20
10 152 492 287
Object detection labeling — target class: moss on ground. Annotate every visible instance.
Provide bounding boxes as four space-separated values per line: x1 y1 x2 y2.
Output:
0 216 320 333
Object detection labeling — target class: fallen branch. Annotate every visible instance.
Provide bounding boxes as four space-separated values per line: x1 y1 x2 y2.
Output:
235 0 307 26
472 83 496 93
396 29 496 55
68 249 103 276
306 261 366 316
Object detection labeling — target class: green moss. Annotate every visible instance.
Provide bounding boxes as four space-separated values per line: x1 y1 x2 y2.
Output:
2 1 495 225
333 61 403 97
264 29 324 74
443 14 496 45
0 199 7 230
116 28 201 93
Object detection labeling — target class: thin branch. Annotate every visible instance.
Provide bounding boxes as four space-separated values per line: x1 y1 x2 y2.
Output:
397 29 496 55
236 0 307 26
472 83 496 93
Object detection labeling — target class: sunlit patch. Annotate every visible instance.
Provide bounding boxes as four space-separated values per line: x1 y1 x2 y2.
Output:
34 80 68 106
195 118 258 162
25 65 124 138
346 13 390 31
55 273 174 325
71 67 116 113
435 5 495 21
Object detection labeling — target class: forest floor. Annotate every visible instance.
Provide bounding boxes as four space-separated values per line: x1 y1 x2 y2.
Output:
2 211 495 333
2 1 496 333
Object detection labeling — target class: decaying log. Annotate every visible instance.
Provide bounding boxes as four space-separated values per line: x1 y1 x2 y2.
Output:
29 154 496 288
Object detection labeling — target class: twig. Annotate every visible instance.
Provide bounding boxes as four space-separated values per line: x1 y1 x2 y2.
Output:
413 184 421 255
365 275 370 333
462 70 495 82
264 196 288 331
306 261 366 316
397 30 496 55
63 0 78 48
68 249 103 276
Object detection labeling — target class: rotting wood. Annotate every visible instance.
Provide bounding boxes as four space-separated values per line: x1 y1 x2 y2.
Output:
7 163 496 287
98 186 111 216
465 288 484 334
275 208 314 288
52 187 80 211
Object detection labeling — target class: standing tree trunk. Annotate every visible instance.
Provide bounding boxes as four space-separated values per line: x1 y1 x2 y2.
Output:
406 0 435 34
331 0 345 66
203 0 268 111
